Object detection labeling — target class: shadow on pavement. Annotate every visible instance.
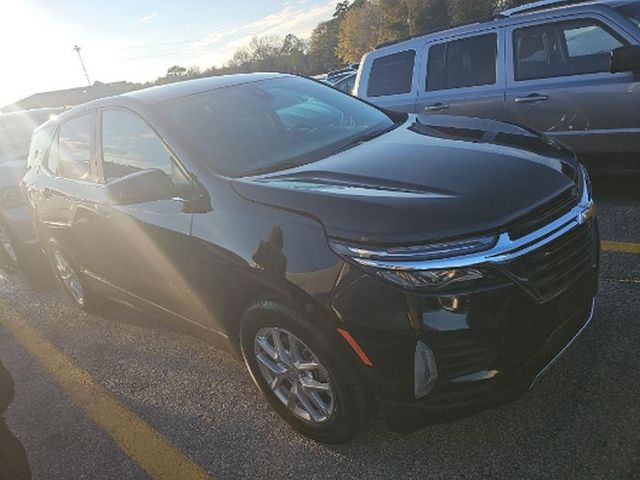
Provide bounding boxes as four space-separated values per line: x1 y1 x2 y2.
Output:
0 358 30 480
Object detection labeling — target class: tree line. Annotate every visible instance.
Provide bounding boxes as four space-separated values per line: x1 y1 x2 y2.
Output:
146 0 532 86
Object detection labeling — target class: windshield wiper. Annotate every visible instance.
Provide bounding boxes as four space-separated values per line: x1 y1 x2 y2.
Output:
331 125 396 155
240 160 308 177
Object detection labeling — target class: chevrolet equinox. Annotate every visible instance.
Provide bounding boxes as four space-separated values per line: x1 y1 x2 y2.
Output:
22 73 599 443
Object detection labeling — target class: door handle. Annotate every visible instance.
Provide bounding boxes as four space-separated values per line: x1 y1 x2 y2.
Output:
515 94 549 104
424 103 450 112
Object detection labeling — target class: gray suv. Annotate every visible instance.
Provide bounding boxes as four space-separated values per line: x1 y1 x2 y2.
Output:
354 0 640 157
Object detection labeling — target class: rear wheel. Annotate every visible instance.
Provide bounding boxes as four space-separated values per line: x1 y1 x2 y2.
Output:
46 238 103 312
240 300 371 444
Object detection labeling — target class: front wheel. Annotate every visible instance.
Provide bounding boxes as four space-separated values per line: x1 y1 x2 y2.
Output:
240 300 371 444
46 238 103 312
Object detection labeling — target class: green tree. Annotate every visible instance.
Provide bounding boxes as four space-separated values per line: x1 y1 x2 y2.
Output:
166 65 187 77
378 0 410 42
447 0 532 25
308 1 353 73
226 35 308 73
337 1 384 64
412 0 450 34
447 0 496 25
281 33 308 72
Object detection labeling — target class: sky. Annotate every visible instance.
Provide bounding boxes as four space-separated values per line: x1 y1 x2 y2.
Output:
0 0 340 108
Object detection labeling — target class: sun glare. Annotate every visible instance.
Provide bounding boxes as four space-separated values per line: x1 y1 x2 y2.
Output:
0 2 78 107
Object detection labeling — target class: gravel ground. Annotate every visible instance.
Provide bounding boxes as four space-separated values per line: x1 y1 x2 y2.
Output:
0 176 638 480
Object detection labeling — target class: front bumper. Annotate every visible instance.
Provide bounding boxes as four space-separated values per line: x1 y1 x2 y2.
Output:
379 297 596 432
330 212 599 431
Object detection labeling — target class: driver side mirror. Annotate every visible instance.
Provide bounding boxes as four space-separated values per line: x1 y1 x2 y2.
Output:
107 169 176 206
611 45 640 74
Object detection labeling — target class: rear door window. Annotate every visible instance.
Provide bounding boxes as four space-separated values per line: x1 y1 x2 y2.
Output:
367 50 415 97
56 114 93 181
427 33 497 91
513 19 625 81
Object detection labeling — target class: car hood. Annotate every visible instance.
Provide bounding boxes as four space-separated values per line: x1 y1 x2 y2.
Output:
231 115 579 245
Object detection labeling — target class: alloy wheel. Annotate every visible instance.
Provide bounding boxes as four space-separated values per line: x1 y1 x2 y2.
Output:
254 327 336 424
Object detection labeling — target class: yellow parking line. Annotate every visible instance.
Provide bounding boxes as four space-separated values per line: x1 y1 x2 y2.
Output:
0 310 212 480
602 241 640 254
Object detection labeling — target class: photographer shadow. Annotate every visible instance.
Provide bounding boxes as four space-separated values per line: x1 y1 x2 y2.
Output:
0 358 31 480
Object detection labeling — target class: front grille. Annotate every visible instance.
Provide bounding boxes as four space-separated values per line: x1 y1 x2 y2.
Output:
510 222 596 301
507 187 578 240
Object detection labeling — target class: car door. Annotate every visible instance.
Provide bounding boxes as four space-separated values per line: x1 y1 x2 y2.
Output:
505 15 640 154
34 112 104 272
416 29 507 120
93 107 196 318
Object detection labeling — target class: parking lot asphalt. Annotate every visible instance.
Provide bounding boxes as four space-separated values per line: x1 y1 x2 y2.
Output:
0 175 638 480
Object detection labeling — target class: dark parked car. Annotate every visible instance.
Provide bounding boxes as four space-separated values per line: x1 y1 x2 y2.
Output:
22 74 599 443
0 107 62 280
330 72 356 94
319 65 359 94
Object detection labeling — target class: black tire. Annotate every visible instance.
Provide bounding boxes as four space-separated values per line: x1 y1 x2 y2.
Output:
240 299 371 444
0 220 56 288
46 238 103 313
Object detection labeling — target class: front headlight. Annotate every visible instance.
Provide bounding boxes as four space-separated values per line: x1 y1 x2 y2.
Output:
329 235 506 292
376 267 486 291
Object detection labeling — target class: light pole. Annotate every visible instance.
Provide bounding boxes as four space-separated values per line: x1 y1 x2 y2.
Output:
73 45 92 86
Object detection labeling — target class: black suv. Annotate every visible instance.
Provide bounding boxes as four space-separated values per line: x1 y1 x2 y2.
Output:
22 74 599 443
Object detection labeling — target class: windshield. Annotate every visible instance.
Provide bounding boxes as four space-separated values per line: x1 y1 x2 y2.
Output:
617 2 640 28
154 76 395 177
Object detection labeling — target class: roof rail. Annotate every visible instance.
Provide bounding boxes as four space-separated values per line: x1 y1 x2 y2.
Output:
501 0 591 17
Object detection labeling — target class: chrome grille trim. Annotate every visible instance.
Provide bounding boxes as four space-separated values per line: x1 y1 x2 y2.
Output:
506 187 578 240
351 166 593 274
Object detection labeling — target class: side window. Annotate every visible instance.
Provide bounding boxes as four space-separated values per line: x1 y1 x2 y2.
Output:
57 115 93 181
514 19 625 81
427 34 497 91
101 110 173 182
367 50 415 97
